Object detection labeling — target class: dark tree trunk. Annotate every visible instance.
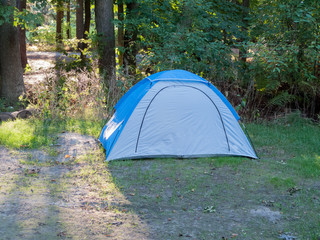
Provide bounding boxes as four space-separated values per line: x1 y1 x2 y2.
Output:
0 0 25 103
17 0 27 69
123 1 138 75
56 0 64 44
117 1 124 66
66 0 71 39
76 0 84 51
95 0 116 85
239 0 250 63
84 0 91 39
82 0 91 56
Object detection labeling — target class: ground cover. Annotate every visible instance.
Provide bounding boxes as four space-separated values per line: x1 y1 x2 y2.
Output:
0 115 319 240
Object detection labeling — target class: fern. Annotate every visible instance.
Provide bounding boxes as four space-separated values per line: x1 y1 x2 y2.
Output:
268 91 295 107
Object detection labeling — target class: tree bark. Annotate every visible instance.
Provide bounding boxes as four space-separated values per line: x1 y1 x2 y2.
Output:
239 0 250 63
117 1 124 66
17 0 27 69
0 0 25 103
81 0 91 56
84 0 91 39
76 0 84 51
56 0 64 44
66 0 71 39
95 0 116 84
123 1 138 75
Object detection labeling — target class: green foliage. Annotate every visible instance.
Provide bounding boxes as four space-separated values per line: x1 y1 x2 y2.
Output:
27 25 57 45
120 0 245 82
248 0 320 117
116 0 320 118
0 5 13 26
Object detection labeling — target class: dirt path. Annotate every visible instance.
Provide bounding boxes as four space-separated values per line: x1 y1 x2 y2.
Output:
0 133 148 240
24 51 79 84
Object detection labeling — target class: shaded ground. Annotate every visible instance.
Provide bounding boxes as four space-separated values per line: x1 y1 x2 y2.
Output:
1 132 319 239
0 133 148 240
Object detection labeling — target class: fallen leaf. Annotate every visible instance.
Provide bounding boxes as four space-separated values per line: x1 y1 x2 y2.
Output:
203 206 216 213
65 154 71 159
129 193 135 196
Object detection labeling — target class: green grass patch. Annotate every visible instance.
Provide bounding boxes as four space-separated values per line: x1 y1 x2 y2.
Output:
269 176 296 188
0 118 55 148
0 117 105 149
247 120 320 178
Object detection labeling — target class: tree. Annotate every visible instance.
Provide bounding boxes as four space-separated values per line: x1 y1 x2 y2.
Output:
0 0 25 103
239 0 250 64
95 0 115 85
117 0 124 66
123 0 138 75
56 0 64 44
17 0 27 69
66 0 71 38
84 0 91 39
76 0 84 50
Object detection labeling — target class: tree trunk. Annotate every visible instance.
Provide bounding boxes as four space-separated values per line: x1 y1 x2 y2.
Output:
17 0 27 69
76 0 84 52
95 0 116 85
0 0 25 103
123 1 138 75
82 0 91 56
239 0 250 63
66 0 71 39
84 0 91 39
117 1 124 66
56 0 64 44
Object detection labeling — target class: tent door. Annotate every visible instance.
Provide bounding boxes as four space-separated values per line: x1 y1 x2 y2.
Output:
135 85 229 156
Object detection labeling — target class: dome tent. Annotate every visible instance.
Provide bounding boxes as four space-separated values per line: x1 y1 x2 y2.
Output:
99 70 257 161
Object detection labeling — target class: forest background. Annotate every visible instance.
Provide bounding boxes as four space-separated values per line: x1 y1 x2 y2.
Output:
0 0 319 121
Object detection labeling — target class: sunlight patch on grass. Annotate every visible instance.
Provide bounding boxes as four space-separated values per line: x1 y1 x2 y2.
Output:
0 117 104 149
0 118 52 148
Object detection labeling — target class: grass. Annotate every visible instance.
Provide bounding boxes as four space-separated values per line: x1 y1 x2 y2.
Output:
1 113 320 239
247 118 320 178
0 117 105 149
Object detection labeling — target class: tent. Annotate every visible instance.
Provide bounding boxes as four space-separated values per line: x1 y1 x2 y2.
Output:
99 69 258 161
